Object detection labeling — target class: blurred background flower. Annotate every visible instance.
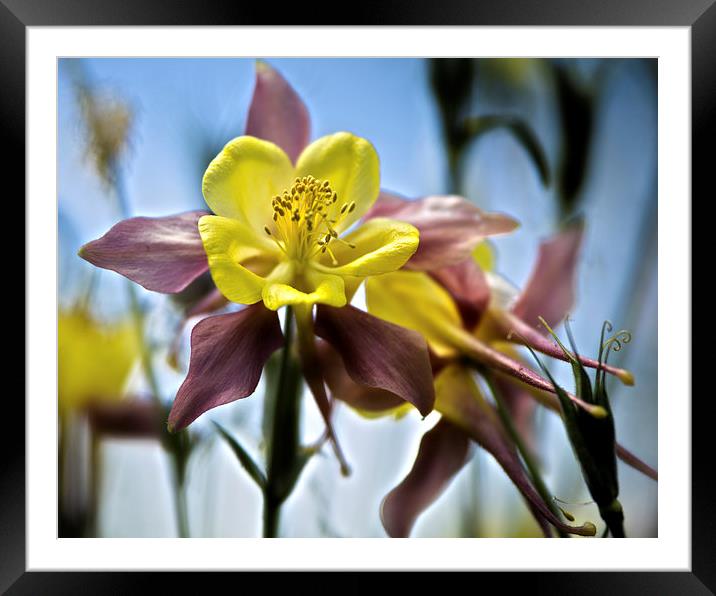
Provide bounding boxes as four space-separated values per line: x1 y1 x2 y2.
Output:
58 57 657 537
58 307 138 415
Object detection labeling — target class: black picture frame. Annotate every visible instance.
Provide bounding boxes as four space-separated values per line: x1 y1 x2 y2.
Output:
7 1 705 592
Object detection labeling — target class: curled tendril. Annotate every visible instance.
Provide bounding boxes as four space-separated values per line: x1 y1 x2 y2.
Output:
603 329 632 364
603 330 632 353
601 320 614 338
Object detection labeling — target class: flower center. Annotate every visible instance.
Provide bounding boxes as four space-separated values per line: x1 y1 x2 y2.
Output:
264 175 356 264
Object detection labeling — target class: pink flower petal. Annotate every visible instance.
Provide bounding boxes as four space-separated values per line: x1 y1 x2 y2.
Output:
185 287 229 319
512 222 584 328
381 419 471 537
168 304 284 430
317 340 406 413
365 192 518 271
246 61 310 164
492 309 634 384
429 258 490 330
315 305 435 417
439 371 596 537
79 211 209 294
616 443 658 481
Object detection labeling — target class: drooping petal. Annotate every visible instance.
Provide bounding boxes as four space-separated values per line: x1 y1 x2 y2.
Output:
168 304 284 431
429 258 490 331
512 221 584 329
435 365 596 537
317 340 405 414
198 215 279 305
262 262 346 310
246 61 310 164
185 287 229 319
315 305 435 417
364 192 519 270
78 211 209 293
294 132 380 232
202 136 294 228
381 419 471 537
314 218 419 277
365 270 464 358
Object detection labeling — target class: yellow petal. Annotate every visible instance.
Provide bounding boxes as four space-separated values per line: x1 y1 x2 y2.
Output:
262 263 346 311
202 136 294 228
198 215 274 304
365 270 464 358
353 402 414 420
58 309 139 413
343 276 365 304
314 218 419 277
472 240 495 271
434 364 498 431
294 132 380 233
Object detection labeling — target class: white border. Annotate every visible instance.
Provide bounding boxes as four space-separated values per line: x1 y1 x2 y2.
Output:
28 27 690 570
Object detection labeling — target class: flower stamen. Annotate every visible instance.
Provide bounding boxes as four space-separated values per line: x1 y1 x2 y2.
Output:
266 175 356 263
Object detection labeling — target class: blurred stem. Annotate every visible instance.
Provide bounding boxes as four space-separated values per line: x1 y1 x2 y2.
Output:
263 307 295 538
79 267 99 313
458 454 483 537
600 500 625 538
483 371 566 538
109 159 190 538
57 414 81 537
172 428 192 539
447 150 462 195
126 281 162 407
88 432 100 538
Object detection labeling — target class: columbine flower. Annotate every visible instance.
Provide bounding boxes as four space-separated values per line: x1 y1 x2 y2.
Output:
320 204 654 536
79 63 452 470
196 132 419 312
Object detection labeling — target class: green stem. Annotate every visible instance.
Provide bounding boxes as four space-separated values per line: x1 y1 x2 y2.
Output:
126 281 162 407
263 307 296 538
176 480 190 538
483 371 567 538
600 500 626 538
263 494 280 539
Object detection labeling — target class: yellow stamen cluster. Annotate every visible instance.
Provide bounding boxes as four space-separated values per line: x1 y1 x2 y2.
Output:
264 175 356 264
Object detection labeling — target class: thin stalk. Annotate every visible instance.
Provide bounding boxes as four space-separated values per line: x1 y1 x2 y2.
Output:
262 494 280 539
126 282 162 407
175 480 190 538
482 371 567 537
110 159 190 538
263 307 295 538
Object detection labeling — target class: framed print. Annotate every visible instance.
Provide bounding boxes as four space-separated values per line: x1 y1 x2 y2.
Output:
7 0 706 592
